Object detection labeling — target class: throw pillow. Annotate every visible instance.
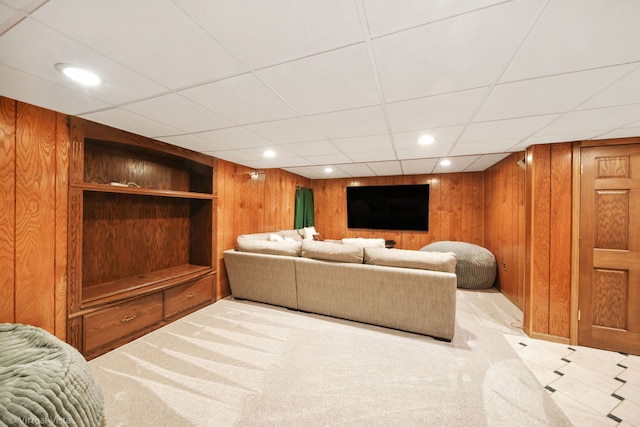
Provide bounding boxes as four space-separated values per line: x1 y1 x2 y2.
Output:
303 226 317 240
269 233 285 242
342 237 386 248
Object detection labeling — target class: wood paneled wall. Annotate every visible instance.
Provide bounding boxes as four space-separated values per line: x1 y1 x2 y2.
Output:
0 97 68 339
215 160 311 298
484 152 526 309
524 143 573 341
312 173 484 250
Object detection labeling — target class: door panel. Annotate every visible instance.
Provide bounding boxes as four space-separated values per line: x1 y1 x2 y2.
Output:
579 144 640 355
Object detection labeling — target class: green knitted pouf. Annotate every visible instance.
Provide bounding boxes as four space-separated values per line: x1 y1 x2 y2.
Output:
421 241 497 289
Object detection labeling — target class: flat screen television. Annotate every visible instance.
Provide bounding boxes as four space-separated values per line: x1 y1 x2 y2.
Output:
346 184 429 231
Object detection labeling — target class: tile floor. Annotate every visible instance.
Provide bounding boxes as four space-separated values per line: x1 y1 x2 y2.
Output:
504 334 640 426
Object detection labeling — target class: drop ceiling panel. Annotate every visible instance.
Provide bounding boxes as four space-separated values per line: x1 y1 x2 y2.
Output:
256 44 380 115
156 133 218 153
196 126 271 150
243 156 312 169
305 153 353 166
363 0 507 38
335 163 376 178
386 88 487 132
579 65 640 110
282 140 341 157
245 117 326 144
432 155 479 174
174 0 363 69
392 126 465 149
123 94 234 133
179 73 298 125
460 115 560 143
475 65 635 122
373 0 544 102
33 0 247 89
449 139 521 156
466 153 511 172
202 148 256 165
347 150 396 163
306 105 388 139
400 158 438 175
366 161 402 176
598 125 640 140
80 108 181 138
0 2 25 34
0 18 165 106
397 144 453 160
534 104 640 136
333 134 393 153
502 0 640 82
0 63 108 114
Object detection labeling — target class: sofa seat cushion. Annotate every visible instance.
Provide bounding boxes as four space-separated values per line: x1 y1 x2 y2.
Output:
302 240 363 263
364 247 457 273
420 241 496 289
237 239 302 257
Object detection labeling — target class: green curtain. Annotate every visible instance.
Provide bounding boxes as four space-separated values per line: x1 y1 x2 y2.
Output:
294 186 314 229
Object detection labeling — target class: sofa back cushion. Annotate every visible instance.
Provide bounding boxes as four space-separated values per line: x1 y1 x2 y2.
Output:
237 232 278 241
237 239 302 257
341 237 385 248
364 247 457 273
302 240 363 264
279 229 303 241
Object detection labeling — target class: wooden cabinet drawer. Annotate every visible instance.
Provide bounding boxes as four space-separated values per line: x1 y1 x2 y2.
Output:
84 293 163 353
164 275 213 319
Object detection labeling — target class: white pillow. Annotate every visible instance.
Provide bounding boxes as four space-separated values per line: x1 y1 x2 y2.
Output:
342 237 386 248
302 226 317 240
284 237 296 242
269 233 284 242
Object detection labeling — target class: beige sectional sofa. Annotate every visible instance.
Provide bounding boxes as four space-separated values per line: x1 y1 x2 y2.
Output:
223 231 458 341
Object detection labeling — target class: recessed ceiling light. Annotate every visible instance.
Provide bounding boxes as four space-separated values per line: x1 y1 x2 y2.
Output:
263 150 276 158
55 63 101 86
440 159 452 167
417 134 436 145
324 167 333 174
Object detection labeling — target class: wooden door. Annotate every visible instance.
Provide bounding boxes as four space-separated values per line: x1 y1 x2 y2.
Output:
579 144 640 355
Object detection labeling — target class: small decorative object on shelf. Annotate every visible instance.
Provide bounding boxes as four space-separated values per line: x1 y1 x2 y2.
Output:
385 240 396 249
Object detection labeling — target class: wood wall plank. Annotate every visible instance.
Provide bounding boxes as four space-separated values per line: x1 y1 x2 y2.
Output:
0 97 16 322
484 152 525 309
549 143 572 337
15 102 57 330
54 113 68 338
530 144 552 334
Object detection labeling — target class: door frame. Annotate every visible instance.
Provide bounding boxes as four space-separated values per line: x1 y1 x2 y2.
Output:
570 137 640 346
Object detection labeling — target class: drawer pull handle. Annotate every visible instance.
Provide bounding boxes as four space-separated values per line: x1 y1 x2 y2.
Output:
120 314 137 323
185 292 196 299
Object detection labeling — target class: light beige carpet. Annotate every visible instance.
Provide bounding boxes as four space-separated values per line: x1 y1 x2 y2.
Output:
89 289 572 426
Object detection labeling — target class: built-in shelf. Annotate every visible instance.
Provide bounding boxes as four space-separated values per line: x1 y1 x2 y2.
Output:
67 116 217 359
72 182 214 199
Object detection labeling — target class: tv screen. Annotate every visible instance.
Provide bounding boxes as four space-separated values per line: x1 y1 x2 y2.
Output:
346 184 429 231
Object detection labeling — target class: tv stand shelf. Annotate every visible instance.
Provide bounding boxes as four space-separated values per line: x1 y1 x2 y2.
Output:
66 117 217 359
